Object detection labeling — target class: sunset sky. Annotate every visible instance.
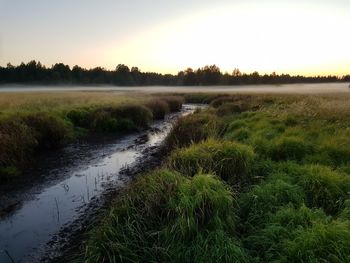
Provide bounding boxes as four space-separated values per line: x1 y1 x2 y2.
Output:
0 0 349 76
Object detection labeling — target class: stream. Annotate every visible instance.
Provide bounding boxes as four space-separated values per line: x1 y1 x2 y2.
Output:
0 104 200 263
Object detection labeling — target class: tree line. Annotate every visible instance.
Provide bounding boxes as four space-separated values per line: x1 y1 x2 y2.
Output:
0 61 349 86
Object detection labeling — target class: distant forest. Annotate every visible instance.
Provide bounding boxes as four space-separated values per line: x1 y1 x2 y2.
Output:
1 61 349 86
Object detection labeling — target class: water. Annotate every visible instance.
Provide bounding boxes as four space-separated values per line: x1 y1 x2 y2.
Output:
0 83 349 94
0 104 200 263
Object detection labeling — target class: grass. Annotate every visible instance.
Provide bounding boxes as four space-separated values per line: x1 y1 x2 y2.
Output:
294 165 350 215
3 91 350 261
168 139 255 187
282 220 350 263
76 92 350 263
80 170 252 263
144 98 170 120
0 91 184 183
158 96 184 112
0 91 143 113
165 110 224 149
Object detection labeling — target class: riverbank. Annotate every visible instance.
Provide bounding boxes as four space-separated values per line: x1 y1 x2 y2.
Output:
0 104 202 263
77 93 350 262
0 92 184 183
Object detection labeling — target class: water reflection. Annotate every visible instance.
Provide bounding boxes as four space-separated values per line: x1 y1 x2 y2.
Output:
0 104 200 263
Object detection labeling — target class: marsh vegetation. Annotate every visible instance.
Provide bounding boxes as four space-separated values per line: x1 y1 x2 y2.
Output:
0 92 184 182
1 91 350 262
77 93 350 263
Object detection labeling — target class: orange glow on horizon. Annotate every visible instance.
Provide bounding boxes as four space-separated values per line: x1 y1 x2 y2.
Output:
97 3 350 76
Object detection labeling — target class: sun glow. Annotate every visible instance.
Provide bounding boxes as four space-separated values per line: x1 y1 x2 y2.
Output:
104 2 350 75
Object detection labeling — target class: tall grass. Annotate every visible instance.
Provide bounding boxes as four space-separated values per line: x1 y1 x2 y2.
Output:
158 96 184 112
0 92 186 182
0 91 143 113
165 111 224 149
294 165 350 214
144 98 170 120
75 93 350 263
168 139 255 187
81 170 252 262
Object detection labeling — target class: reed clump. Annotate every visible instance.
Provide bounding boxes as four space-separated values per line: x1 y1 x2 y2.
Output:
0 94 186 182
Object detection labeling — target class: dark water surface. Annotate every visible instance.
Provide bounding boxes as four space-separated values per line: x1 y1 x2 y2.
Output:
0 104 200 263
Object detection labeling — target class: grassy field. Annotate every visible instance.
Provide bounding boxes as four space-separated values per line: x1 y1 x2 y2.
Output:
0 91 184 182
78 93 350 262
0 91 145 113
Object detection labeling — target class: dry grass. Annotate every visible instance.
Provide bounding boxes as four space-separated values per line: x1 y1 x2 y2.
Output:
258 93 350 122
0 91 149 114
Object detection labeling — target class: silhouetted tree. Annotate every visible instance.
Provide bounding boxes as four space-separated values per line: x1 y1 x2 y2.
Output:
201 65 221 85
0 60 347 86
51 63 71 82
183 68 197 86
114 64 133 85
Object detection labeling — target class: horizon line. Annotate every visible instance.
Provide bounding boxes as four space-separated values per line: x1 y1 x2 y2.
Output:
1 60 349 78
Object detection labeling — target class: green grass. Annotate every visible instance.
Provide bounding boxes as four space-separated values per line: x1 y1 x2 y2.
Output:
294 165 350 215
80 170 252 263
168 139 255 187
165 110 224 149
0 92 184 183
56 93 350 262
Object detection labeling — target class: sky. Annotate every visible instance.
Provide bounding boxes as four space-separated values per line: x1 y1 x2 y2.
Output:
0 0 349 76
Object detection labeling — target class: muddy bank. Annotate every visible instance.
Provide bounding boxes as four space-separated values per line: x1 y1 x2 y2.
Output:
0 104 203 263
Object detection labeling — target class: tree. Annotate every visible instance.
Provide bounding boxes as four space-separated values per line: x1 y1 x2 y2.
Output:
114 64 133 85
51 63 71 82
201 65 221 85
183 68 197 86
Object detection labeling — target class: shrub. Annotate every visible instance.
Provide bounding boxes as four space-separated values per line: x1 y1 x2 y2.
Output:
144 99 170 120
165 112 224 149
168 139 255 186
159 96 184 112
